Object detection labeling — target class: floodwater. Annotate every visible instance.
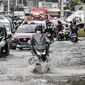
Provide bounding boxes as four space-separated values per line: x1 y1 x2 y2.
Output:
0 38 85 85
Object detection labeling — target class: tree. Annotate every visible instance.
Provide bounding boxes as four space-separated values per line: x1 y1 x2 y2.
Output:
69 0 81 11
80 0 85 3
64 0 81 11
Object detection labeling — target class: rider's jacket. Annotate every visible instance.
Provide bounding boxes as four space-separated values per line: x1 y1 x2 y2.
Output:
31 33 50 50
71 25 78 34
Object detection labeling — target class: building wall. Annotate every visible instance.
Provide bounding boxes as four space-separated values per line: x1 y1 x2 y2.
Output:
0 1 4 12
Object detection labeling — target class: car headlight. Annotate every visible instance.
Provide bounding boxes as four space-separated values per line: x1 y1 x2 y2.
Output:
11 37 17 41
0 40 6 47
28 40 31 44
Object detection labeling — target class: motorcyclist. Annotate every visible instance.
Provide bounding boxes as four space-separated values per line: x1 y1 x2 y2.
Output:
56 20 64 33
30 25 50 61
56 20 64 40
70 21 78 37
44 21 54 41
45 21 54 35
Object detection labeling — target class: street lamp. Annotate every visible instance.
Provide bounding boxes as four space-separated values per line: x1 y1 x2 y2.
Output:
22 0 24 6
16 0 18 6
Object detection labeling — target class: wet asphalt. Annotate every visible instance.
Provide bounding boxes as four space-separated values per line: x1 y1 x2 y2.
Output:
0 38 85 85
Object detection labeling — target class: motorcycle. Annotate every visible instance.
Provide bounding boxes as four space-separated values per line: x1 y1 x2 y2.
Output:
64 31 70 40
71 33 78 43
28 44 50 74
57 31 65 41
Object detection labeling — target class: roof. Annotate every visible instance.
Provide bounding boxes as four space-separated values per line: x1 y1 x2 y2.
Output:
0 17 10 23
19 24 37 28
29 8 48 14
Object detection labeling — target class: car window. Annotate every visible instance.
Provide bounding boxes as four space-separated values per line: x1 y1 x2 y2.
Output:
77 23 84 28
16 26 36 33
0 27 5 37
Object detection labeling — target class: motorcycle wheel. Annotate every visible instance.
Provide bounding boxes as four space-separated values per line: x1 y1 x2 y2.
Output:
72 37 78 43
32 62 42 74
19 47 23 50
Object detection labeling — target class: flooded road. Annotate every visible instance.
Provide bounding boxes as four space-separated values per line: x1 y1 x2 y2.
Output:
0 38 85 85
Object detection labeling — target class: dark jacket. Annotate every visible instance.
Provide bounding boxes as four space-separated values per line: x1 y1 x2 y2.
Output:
31 33 50 50
56 24 64 32
44 28 54 35
71 25 78 34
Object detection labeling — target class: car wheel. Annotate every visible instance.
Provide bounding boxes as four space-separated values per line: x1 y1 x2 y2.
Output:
11 46 16 50
1 43 10 57
19 47 23 50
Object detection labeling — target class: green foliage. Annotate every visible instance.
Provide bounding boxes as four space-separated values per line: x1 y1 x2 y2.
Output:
69 0 81 11
64 5 70 10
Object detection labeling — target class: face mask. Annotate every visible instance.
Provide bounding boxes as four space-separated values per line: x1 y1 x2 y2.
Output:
36 30 41 34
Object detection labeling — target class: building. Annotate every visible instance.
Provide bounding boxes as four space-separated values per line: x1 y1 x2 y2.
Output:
0 0 4 12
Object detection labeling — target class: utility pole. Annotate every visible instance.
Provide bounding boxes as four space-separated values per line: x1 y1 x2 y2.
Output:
61 0 64 19
16 0 18 6
22 0 23 6
8 0 10 15
43 0 46 8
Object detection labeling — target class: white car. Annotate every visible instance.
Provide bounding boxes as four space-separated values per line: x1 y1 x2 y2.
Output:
0 17 12 36
21 20 46 28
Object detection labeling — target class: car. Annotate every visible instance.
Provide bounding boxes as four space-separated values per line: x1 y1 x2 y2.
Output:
21 20 46 28
0 26 10 57
11 24 37 50
0 17 12 37
0 17 13 47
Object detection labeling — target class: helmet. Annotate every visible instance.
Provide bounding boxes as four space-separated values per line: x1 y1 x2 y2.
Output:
35 25 43 33
57 20 62 24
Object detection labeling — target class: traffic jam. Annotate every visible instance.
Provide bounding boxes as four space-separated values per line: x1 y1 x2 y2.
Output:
0 7 85 85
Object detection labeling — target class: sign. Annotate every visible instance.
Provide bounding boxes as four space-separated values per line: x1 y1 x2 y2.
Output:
39 1 52 8
28 1 34 8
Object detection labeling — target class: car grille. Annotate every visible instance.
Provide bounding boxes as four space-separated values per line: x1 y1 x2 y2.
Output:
19 38 30 42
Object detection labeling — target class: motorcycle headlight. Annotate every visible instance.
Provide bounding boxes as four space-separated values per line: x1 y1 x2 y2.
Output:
36 50 41 55
36 50 46 55
42 50 46 55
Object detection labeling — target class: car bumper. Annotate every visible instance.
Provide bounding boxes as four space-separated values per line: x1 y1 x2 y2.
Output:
17 44 30 48
12 43 30 48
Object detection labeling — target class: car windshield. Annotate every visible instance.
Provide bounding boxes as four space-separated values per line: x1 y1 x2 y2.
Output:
29 20 45 25
16 25 36 33
0 22 11 32
22 20 46 26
